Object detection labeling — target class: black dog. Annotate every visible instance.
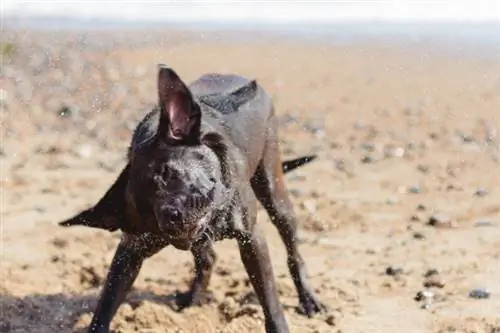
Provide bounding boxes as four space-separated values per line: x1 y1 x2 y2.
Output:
60 65 324 333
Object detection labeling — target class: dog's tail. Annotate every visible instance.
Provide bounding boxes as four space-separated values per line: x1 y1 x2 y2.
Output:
281 155 317 173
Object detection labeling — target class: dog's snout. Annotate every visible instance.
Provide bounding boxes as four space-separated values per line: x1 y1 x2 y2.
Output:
162 197 185 223
166 206 183 222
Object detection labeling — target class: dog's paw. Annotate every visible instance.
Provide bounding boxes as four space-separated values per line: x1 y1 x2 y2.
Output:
296 291 327 317
175 290 216 310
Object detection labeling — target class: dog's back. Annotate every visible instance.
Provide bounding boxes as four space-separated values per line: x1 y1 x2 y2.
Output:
190 74 275 175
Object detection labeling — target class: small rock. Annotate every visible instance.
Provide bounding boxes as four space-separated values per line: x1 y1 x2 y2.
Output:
57 104 80 119
427 214 454 228
325 314 336 326
410 214 421 222
75 144 93 158
474 188 489 197
385 266 404 277
475 220 495 227
52 237 68 248
414 290 434 302
417 164 429 173
384 146 405 158
469 288 491 299
407 185 421 194
424 269 439 278
413 232 426 240
423 272 445 288
361 155 374 164
416 204 426 211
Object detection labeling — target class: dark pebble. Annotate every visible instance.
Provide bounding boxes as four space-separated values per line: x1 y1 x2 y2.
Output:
474 188 489 197
416 204 426 211
413 232 426 240
408 185 421 194
424 269 439 278
385 266 404 276
410 214 421 222
325 314 336 326
417 164 429 173
361 155 374 164
469 289 491 299
427 214 453 228
414 290 434 302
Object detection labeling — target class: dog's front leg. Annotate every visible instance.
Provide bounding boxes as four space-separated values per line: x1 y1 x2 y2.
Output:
237 225 289 333
176 241 217 309
88 233 167 333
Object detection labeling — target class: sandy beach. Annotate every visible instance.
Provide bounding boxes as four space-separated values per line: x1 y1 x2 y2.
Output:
1 26 500 333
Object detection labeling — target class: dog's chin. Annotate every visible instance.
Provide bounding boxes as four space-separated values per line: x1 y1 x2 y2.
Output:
158 214 211 250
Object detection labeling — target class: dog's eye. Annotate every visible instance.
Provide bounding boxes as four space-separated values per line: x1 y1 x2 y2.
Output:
161 166 170 180
208 177 216 184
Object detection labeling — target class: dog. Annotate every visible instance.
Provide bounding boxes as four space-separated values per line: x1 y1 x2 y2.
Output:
59 65 324 333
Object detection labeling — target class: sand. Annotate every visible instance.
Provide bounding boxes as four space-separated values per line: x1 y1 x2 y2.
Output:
1 28 500 333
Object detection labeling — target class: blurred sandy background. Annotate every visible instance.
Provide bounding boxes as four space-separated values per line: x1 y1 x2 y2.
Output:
1 12 500 333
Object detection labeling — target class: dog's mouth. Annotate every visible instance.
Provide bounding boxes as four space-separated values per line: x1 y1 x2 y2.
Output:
158 212 212 250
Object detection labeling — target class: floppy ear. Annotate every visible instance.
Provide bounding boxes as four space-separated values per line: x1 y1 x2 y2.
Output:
58 165 129 232
157 64 201 142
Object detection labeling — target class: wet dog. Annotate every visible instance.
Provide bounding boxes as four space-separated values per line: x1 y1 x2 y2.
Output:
60 65 324 333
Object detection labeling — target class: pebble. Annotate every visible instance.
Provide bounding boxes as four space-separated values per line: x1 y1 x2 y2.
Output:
361 155 374 164
469 288 491 299
424 269 439 277
325 314 336 326
385 266 404 277
57 104 80 119
413 232 426 240
414 290 434 302
410 214 421 222
384 146 405 158
475 220 495 227
417 164 430 173
423 270 445 288
75 144 93 158
407 185 421 194
474 187 489 197
427 214 454 228
416 204 426 211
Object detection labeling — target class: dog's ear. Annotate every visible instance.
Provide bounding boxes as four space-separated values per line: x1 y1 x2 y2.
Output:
228 79 258 109
199 80 258 114
157 64 201 142
58 165 129 232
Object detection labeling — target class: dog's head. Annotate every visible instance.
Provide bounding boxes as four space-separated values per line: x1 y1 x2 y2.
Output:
128 65 230 246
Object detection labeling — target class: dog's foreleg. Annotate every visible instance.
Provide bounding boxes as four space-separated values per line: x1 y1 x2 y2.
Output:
176 241 217 309
87 233 166 333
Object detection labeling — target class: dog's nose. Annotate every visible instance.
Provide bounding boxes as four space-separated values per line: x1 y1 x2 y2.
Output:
165 206 183 223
